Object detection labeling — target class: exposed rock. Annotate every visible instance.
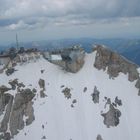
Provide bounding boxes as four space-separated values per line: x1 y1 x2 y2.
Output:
71 99 77 108
72 99 77 104
24 101 35 126
38 79 45 90
41 136 46 139
115 96 122 106
5 68 16 76
0 132 11 140
0 85 11 94
18 82 25 88
32 88 37 93
91 86 100 104
41 69 45 73
42 125 44 129
40 90 47 98
94 45 139 82
62 87 72 99
135 78 140 95
101 104 121 128
61 85 65 88
0 93 13 116
13 89 35 110
83 87 87 92
71 104 74 108
96 134 103 140
38 79 46 98
0 94 13 132
9 88 35 136
8 79 18 90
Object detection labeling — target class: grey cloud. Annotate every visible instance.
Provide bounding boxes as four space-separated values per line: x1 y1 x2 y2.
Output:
0 0 140 30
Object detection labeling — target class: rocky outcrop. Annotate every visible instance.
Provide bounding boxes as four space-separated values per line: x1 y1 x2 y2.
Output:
5 68 16 76
91 86 100 104
135 78 140 95
0 86 35 139
0 85 11 94
62 87 72 99
38 79 46 98
94 45 139 81
115 96 122 106
93 45 140 95
101 104 121 128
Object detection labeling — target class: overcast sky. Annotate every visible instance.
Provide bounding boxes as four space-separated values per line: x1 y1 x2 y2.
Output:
0 0 140 44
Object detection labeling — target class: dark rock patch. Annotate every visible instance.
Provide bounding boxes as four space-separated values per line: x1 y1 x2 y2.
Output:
41 136 46 139
101 104 121 128
40 90 47 98
96 134 103 140
135 78 140 96
71 99 77 108
83 87 87 93
38 79 45 89
42 125 44 129
62 87 72 99
94 45 139 82
9 88 35 136
41 69 45 74
60 85 65 88
91 86 100 104
38 79 46 98
5 68 16 76
115 96 122 106
0 85 11 94
8 79 18 90
0 132 11 140
0 94 13 132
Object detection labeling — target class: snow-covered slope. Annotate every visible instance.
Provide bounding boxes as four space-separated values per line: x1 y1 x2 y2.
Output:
0 48 140 140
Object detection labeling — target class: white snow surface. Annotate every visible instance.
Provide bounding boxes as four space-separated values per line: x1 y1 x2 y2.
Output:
0 52 140 140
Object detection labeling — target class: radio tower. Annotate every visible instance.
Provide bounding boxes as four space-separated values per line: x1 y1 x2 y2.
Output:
16 33 19 50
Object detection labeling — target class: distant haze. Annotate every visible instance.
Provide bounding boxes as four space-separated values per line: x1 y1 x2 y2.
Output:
0 0 140 44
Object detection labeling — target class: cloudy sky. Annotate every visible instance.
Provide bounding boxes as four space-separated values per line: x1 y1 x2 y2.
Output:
0 0 140 44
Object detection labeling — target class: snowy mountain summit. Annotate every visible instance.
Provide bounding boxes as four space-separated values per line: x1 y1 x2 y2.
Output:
0 45 140 140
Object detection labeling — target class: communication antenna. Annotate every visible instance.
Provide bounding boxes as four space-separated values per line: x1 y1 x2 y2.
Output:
16 33 19 50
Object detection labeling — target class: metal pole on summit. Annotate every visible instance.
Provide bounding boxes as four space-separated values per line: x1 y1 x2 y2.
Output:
16 33 19 51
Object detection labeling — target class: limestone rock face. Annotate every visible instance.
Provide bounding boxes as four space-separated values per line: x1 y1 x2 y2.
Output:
94 45 139 81
93 45 140 95
0 88 35 139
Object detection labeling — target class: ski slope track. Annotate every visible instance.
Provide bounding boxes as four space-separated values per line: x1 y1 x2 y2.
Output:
0 46 140 140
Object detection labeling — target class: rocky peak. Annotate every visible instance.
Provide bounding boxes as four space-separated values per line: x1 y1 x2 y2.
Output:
93 45 140 95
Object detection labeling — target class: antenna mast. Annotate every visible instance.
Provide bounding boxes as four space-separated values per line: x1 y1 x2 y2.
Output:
16 33 19 50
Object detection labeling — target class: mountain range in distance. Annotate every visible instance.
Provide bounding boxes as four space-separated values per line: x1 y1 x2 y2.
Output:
0 38 140 65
